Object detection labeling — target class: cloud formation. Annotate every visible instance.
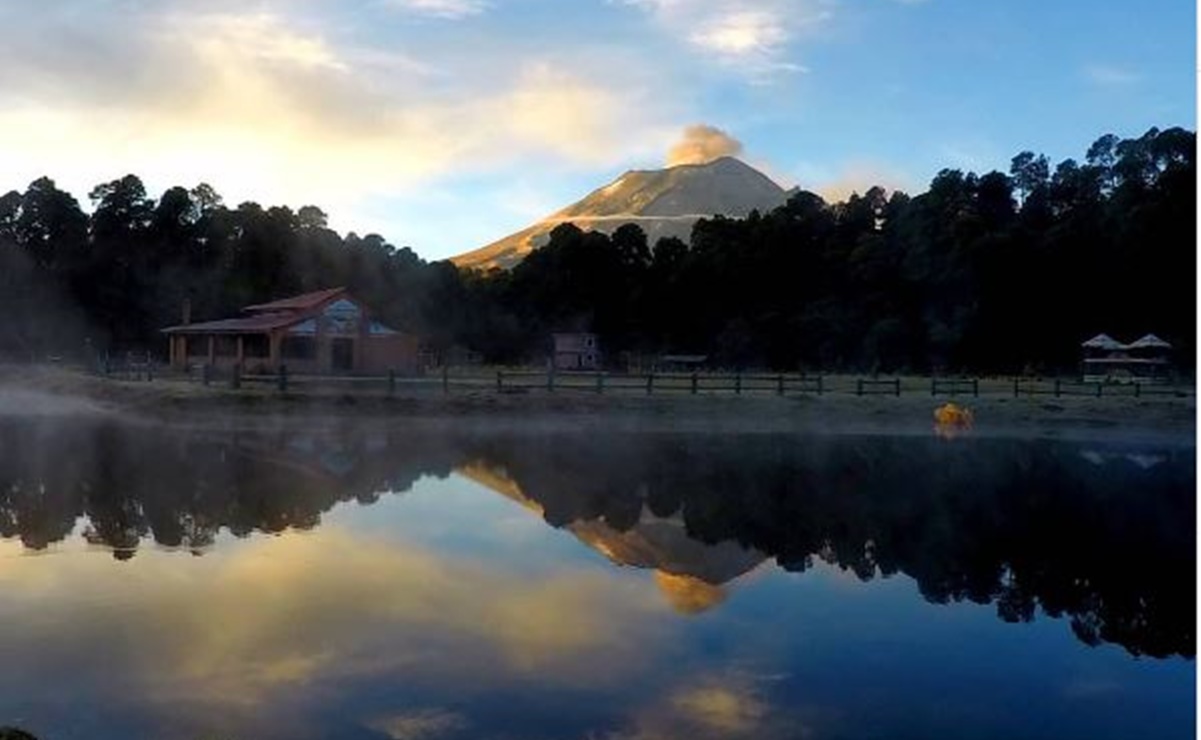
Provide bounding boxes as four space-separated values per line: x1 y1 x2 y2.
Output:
386 0 489 19
618 0 830 80
0 529 669 720
0 4 672 240
666 124 745 166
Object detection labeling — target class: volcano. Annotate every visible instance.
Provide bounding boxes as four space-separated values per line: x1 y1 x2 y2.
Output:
451 156 789 270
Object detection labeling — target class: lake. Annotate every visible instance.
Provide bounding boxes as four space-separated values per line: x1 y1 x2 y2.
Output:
0 418 1193 739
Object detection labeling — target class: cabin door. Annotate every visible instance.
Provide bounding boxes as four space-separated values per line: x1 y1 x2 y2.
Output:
332 338 354 372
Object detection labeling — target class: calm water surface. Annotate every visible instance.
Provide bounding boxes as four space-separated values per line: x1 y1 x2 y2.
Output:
0 418 1193 739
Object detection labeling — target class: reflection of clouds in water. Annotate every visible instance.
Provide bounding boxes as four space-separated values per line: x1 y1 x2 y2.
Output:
671 684 767 733
605 670 813 740
0 528 668 721
366 708 469 739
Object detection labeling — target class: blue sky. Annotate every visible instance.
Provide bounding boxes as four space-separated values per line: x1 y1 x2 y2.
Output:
0 0 1193 261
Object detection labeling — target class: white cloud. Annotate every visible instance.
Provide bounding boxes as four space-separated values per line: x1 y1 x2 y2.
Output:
0 6 671 241
385 0 489 19
689 10 788 56
617 0 830 81
796 160 915 201
1084 64 1141 86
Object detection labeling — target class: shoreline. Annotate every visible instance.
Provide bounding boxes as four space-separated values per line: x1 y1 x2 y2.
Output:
0 366 1194 443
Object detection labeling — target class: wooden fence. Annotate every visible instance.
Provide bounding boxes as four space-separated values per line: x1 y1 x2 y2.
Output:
495 371 825 396
99 362 1194 400
931 378 979 397
1011 378 1189 398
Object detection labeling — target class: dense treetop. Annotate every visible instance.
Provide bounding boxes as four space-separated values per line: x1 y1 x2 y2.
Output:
0 127 1193 373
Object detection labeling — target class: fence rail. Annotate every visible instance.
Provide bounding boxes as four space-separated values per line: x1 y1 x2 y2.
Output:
495 371 826 396
932 378 979 397
95 362 1194 400
857 378 901 396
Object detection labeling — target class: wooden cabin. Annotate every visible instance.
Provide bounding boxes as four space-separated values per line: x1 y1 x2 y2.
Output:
162 288 418 375
552 333 600 370
1081 333 1172 383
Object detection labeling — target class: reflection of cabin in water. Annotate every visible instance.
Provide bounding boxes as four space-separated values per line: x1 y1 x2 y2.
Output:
162 287 418 374
1081 333 1172 383
552 333 600 370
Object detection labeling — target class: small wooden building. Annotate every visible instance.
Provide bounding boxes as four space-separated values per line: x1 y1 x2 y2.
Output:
162 288 418 375
1081 333 1172 383
552 332 600 371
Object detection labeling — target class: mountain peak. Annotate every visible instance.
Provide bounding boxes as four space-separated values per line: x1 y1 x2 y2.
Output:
452 157 787 270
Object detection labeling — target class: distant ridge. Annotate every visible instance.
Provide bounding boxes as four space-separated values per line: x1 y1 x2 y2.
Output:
451 156 789 270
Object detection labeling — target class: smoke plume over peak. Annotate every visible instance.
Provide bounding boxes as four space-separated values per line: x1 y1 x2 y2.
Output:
666 124 744 166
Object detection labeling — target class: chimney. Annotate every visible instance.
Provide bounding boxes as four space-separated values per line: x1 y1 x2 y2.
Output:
182 298 192 326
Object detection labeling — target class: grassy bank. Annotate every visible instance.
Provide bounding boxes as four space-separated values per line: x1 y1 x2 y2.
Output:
0 365 1193 442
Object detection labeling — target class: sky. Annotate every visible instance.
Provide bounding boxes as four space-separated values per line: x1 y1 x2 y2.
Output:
0 0 1193 261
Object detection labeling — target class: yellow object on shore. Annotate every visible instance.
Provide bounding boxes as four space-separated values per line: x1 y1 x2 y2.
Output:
934 402 974 434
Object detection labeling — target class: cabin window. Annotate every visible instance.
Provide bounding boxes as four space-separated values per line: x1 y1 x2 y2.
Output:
282 336 316 360
243 335 269 358
214 336 237 357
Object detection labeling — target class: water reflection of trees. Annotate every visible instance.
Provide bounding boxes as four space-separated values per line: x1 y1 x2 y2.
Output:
0 421 1191 658
466 434 1194 660
0 420 458 558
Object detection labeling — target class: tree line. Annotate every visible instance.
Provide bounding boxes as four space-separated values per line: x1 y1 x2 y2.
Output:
0 126 1193 373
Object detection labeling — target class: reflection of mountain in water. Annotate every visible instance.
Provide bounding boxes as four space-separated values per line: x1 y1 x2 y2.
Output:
0 420 1192 658
459 461 765 614
456 433 1194 659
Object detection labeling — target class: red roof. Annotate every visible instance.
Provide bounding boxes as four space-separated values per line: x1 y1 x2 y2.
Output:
243 287 346 313
162 312 306 335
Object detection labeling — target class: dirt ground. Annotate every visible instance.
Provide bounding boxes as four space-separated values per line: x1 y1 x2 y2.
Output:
0 365 1193 443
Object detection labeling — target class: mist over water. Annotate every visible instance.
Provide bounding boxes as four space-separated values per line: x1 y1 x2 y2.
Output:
0 417 1192 739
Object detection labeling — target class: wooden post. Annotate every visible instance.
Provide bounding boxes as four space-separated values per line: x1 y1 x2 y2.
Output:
230 363 241 389
817 375 824 396
145 351 153 382
690 372 698 395
1096 382 1102 398
442 365 449 395
893 379 900 396
595 372 604 394
735 373 742 395
646 373 654 395
856 379 863 396
1054 378 1061 397
973 379 979 397
496 371 503 393
777 374 784 396
278 364 288 393
931 378 937 396
202 364 210 386
547 370 555 393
